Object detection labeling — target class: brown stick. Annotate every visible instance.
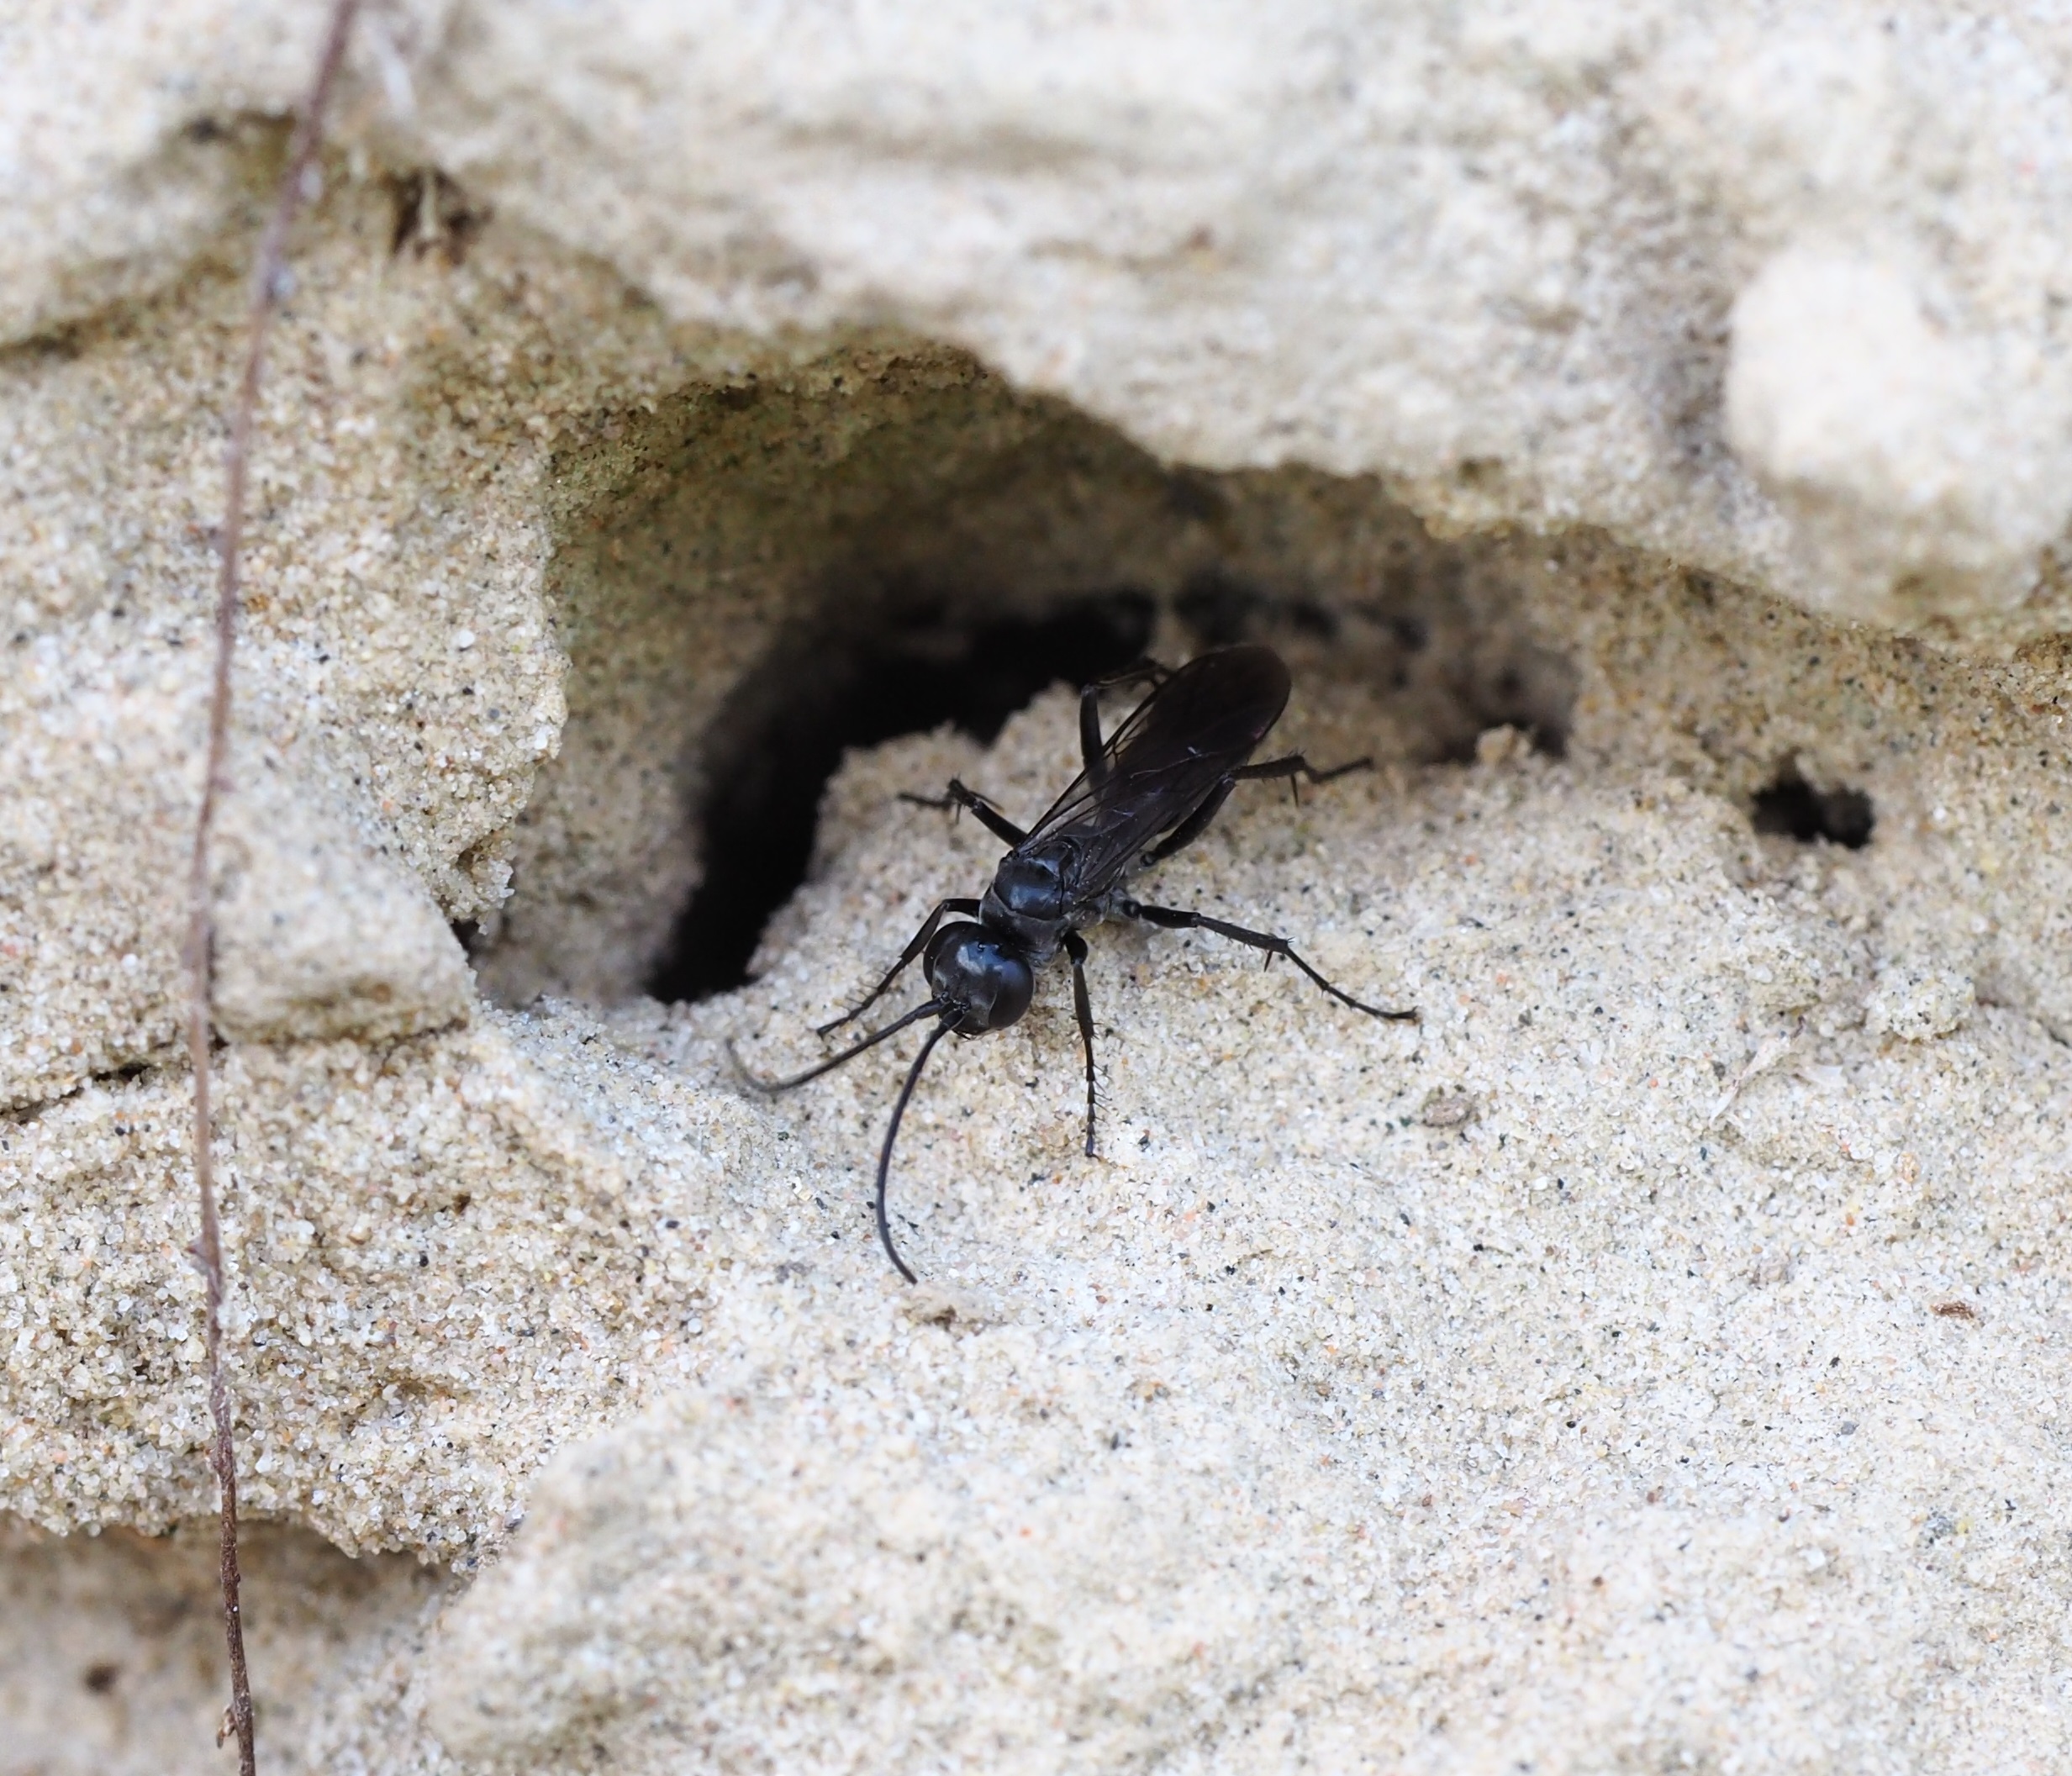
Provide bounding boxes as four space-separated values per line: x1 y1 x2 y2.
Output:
185 5 361 1771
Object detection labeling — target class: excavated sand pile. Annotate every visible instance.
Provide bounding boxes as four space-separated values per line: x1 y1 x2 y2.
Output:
8 2 2072 1770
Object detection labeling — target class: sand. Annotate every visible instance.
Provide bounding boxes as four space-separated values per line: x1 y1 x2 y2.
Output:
8 3 2072 1769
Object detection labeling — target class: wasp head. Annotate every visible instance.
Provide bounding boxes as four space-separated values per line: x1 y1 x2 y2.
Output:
924 922 1035 1035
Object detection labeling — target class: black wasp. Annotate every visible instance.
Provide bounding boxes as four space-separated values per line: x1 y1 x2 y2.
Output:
737 643 1416 1282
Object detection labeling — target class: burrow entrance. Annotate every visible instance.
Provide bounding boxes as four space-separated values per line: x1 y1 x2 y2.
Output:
1750 760 1875 850
649 590 1157 1002
471 346 1577 1009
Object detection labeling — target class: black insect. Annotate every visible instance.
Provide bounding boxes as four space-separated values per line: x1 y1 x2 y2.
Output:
736 644 1416 1281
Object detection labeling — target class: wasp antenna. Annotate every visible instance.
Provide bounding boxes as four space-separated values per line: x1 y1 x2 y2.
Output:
876 1016 955 1284
730 999 947 1094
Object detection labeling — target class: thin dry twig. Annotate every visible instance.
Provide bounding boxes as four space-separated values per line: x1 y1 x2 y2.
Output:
185 4 362 1771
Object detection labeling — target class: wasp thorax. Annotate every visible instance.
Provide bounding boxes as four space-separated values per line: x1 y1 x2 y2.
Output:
924 922 1035 1034
989 842 1073 924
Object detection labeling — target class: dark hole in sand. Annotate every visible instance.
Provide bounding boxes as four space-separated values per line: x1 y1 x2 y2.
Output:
1427 652 1571 763
1751 762 1874 849
1175 565 1571 763
649 589 1155 1002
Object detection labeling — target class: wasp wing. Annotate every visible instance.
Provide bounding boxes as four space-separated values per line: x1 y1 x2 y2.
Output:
1023 645 1291 899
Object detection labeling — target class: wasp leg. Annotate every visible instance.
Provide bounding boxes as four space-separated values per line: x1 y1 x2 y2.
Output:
899 778 1028 847
1079 657 1173 783
1118 898 1418 1022
1141 751 1373 875
1062 929 1099 1157
1231 751 1373 807
817 896 982 1035
1137 778 1235 871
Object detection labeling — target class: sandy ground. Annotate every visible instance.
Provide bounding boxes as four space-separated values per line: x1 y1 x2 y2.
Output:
11 572 2072 1771
430 679 2072 1772
8 4 2072 1767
